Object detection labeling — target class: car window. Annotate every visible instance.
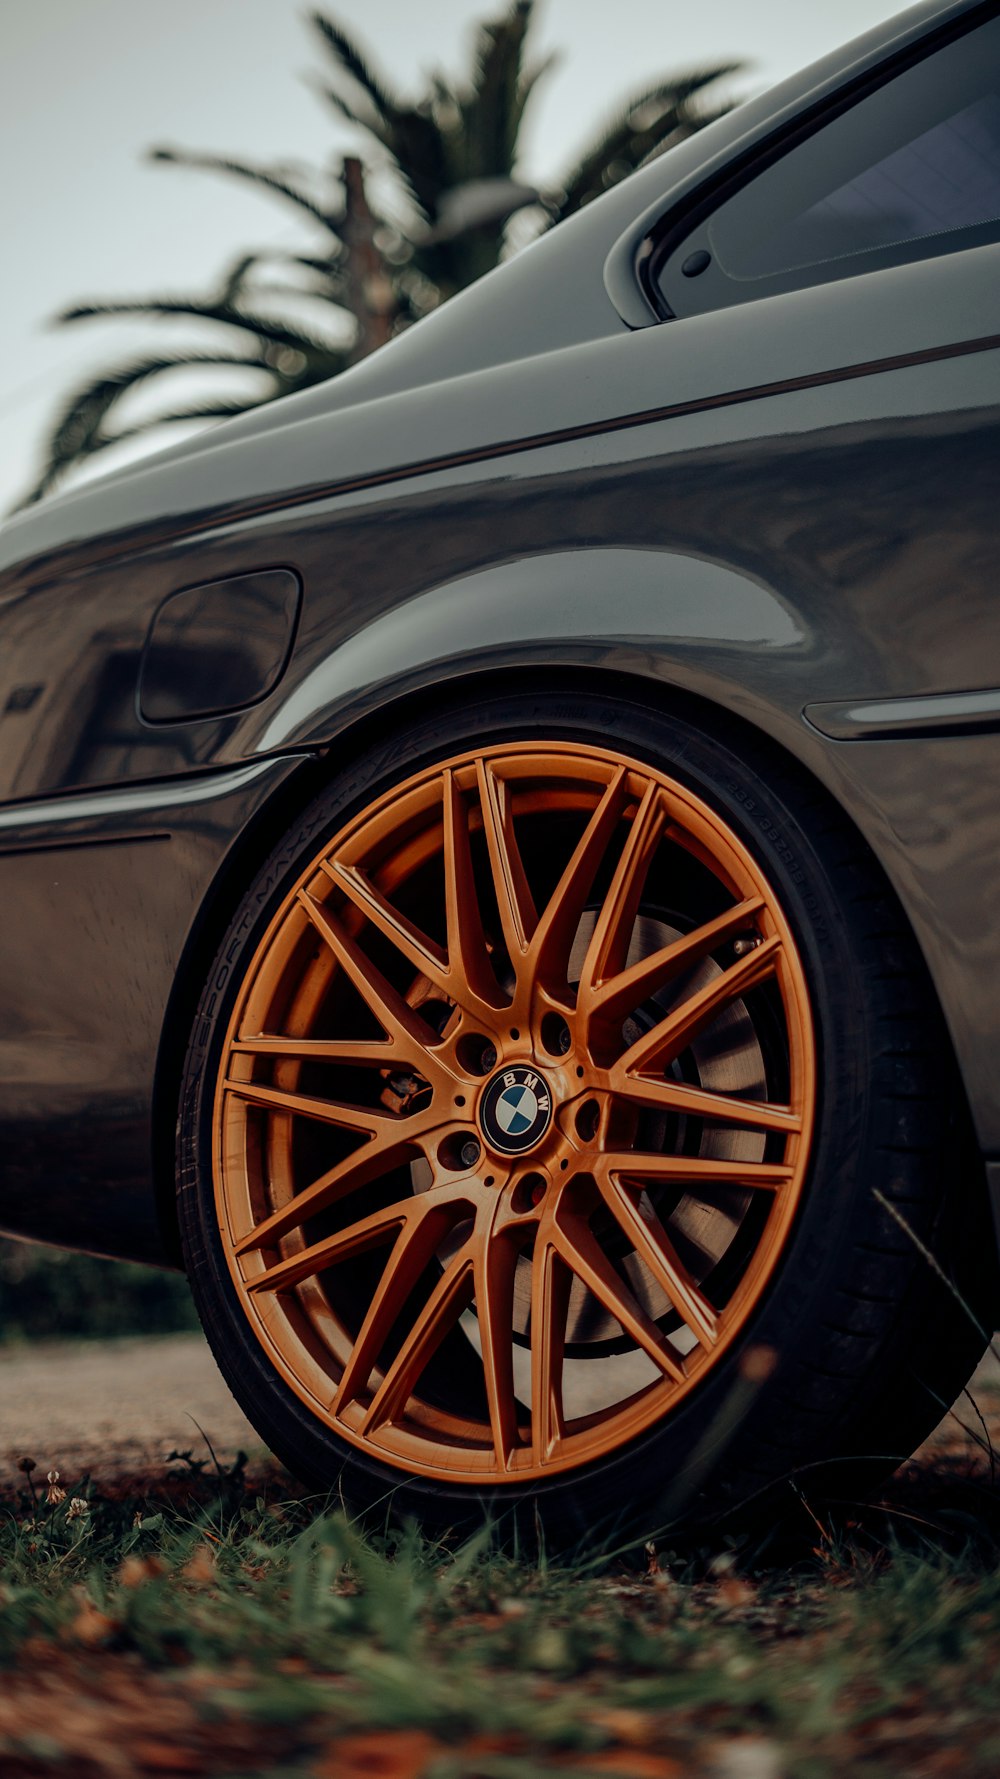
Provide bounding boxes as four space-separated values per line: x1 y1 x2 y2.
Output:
654 13 1000 318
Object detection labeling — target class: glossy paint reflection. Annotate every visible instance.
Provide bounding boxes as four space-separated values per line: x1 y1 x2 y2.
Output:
0 758 309 1260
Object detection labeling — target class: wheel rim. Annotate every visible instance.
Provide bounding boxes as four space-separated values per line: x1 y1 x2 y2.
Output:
214 742 816 1484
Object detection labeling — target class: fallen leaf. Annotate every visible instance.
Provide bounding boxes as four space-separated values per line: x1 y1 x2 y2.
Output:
67 1599 118 1649
117 1555 165 1589
131 1738 204 1772
588 1708 659 1745
314 1729 441 1778
718 1578 755 1609
577 1753 681 1777
181 1542 217 1586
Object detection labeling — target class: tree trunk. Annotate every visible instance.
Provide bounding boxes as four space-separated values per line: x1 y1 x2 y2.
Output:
342 156 394 364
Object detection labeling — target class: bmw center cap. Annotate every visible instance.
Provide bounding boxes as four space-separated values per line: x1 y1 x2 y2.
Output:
479 1065 553 1156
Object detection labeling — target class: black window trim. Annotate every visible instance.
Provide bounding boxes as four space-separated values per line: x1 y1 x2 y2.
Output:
622 0 1000 324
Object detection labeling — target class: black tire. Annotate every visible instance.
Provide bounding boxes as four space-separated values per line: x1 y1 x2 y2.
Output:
176 690 993 1543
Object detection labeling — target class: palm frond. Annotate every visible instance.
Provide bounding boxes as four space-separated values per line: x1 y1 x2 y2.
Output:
308 81 394 148
21 350 277 505
149 146 344 236
57 295 350 364
552 65 741 219
81 397 275 439
309 13 401 127
309 14 470 221
636 96 738 168
430 73 461 117
216 250 345 306
462 1 534 178
17 400 283 511
308 79 446 226
246 275 348 308
512 50 558 140
288 251 347 278
387 110 455 221
114 396 287 427
218 254 259 305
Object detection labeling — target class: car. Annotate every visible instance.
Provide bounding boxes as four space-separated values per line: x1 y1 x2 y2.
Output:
1 0 998 1541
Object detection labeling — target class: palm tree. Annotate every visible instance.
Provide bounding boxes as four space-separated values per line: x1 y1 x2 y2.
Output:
309 5 737 293
23 155 387 506
23 2 740 506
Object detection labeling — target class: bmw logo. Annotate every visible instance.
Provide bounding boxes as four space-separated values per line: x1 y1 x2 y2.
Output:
479 1065 554 1156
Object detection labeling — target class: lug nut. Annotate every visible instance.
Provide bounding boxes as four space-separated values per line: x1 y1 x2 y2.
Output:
555 1024 571 1054
460 1137 482 1169
480 1044 498 1073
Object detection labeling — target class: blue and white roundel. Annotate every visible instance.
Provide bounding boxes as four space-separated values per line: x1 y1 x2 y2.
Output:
479 1064 553 1155
496 1083 539 1137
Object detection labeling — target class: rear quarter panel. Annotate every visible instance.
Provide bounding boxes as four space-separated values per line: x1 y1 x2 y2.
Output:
0 245 998 1262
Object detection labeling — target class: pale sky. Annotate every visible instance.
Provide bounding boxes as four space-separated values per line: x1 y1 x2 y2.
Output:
1 0 905 514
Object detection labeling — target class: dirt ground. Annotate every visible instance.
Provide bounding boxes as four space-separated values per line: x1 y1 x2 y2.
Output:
0 1331 260 1480
1 1328 997 1485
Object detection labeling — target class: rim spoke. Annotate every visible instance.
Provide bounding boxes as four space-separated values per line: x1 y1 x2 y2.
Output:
610 1074 802 1135
234 1123 436 1255
530 767 628 987
597 1152 795 1191
476 759 538 965
362 1252 476 1434
530 1236 571 1464
442 770 508 1013
578 781 664 997
245 1182 468 1296
619 935 782 1076
550 1202 685 1382
321 859 450 995
589 896 765 1027
474 1215 521 1469
299 891 443 1053
595 1175 719 1348
335 1199 460 1413
231 1034 400 1065
224 1075 402 1137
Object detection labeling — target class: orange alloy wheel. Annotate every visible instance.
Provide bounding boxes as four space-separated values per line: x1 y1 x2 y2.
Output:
214 743 816 1485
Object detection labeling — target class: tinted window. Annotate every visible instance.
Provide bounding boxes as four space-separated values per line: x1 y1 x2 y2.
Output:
655 14 1000 317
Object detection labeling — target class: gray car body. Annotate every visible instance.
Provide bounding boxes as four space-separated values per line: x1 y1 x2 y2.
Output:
0 0 997 1264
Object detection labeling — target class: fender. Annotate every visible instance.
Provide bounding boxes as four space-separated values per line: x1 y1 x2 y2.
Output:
255 548 807 758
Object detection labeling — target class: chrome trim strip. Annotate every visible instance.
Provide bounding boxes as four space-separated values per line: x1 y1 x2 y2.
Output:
804 687 1000 740
0 754 310 842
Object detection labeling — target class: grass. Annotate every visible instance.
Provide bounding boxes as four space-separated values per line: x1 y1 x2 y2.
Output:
3 1204 998 1775
2 1438 999 1778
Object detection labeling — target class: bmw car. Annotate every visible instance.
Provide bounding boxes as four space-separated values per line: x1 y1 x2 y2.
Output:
1 0 998 1538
